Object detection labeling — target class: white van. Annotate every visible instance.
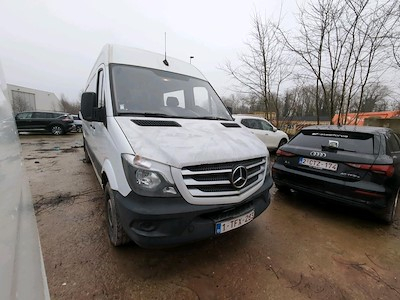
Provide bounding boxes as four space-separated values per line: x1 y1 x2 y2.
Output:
80 44 273 248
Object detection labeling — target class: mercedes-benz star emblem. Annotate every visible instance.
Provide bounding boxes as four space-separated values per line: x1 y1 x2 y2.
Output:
231 166 248 189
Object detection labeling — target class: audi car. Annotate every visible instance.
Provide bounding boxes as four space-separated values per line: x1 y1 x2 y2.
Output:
272 125 400 223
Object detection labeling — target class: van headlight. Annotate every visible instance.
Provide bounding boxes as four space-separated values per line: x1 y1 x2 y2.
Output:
121 154 178 197
266 153 271 177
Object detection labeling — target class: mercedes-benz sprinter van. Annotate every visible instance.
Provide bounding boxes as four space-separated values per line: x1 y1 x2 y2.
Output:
80 44 272 248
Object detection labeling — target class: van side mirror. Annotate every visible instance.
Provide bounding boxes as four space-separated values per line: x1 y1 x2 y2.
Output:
81 92 97 121
272 127 277 132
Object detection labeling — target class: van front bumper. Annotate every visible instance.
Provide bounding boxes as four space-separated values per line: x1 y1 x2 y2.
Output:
114 176 272 248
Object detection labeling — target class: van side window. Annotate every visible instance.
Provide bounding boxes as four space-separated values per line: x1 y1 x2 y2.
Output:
97 69 104 108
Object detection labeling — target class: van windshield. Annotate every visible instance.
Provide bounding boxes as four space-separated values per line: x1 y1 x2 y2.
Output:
110 64 232 120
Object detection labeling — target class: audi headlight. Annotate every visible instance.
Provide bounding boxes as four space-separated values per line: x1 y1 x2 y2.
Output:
121 154 178 197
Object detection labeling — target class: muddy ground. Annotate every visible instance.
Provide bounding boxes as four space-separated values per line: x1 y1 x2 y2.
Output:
20 133 400 300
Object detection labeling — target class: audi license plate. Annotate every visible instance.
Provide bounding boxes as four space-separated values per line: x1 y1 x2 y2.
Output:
299 157 338 171
215 210 255 234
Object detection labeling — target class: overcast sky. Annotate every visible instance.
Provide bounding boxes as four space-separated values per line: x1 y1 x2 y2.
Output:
0 0 302 102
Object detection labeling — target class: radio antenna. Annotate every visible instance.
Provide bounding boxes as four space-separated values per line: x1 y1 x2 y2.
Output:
163 32 169 66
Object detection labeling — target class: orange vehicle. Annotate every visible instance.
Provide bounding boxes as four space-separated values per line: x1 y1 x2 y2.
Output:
332 111 400 126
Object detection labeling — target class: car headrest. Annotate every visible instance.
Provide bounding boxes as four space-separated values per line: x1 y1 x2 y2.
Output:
166 97 179 107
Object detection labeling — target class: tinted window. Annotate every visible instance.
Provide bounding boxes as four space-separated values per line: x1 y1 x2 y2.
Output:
387 133 400 152
260 120 273 131
16 112 33 119
290 130 375 154
241 119 262 130
33 112 54 118
97 69 104 108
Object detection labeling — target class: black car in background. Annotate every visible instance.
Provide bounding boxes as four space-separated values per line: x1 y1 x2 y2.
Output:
272 125 400 223
15 111 75 135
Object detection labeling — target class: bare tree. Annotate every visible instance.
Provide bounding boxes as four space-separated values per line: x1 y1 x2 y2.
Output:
279 0 335 123
354 82 391 112
223 12 292 126
221 94 252 114
11 94 30 113
280 0 400 124
60 94 80 114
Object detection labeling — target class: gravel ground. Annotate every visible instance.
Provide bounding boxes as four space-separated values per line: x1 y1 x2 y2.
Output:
20 133 400 299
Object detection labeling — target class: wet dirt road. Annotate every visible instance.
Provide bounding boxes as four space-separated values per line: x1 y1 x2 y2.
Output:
21 133 400 299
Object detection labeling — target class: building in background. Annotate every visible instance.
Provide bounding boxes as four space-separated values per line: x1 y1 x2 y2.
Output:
332 111 400 126
7 84 62 113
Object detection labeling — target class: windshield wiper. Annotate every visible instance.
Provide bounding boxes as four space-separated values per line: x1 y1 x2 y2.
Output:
192 116 231 121
321 145 356 152
119 112 182 118
119 112 231 121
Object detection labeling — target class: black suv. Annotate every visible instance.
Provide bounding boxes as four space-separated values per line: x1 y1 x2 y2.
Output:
15 111 75 135
272 125 399 223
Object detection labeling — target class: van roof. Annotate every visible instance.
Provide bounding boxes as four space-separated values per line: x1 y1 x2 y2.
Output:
94 44 207 80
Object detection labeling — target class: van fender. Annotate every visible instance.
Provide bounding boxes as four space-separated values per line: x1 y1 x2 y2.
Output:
101 159 118 191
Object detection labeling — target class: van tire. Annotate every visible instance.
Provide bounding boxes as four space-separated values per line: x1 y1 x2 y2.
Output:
83 139 91 164
105 183 130 246
382 187 399 224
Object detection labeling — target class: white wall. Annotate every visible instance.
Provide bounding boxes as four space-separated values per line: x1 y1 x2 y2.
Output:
7 84 62 112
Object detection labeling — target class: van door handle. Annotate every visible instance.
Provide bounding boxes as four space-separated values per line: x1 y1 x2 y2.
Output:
90 124 95 129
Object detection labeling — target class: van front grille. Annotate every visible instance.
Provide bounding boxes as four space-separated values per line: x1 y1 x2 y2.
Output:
181 157 266 197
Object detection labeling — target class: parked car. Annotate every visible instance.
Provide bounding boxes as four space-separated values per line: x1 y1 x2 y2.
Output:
71 114 82 132
15 111 75 135
272 125 400 223
233 115 289 151
80 44 273 248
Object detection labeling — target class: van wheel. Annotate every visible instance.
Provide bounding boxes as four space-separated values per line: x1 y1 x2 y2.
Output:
105 183 130 246
382 188 399 224
83 139 91 164
278 139 287 148
51 125 64 135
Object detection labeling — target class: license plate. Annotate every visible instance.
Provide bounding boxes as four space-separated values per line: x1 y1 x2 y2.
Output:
215 210 255 234
299 157 338 171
